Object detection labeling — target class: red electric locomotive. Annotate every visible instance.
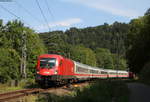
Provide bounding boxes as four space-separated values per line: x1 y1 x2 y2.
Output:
36 54 75 86
35 54 131 87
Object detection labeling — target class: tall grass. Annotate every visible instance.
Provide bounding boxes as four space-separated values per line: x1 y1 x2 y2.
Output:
0 78 38 93
0 83 22 93
38 80 129 102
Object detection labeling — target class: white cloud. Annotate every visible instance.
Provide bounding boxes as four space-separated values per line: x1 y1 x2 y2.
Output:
35 18 82 31
61 0 140 18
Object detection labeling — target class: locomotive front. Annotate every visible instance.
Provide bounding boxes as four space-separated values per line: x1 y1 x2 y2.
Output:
35 54 62 86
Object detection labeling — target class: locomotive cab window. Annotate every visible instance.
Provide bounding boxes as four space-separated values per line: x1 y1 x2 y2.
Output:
40 58 56 68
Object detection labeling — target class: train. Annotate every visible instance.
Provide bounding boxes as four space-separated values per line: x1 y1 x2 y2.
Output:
35 54 133 87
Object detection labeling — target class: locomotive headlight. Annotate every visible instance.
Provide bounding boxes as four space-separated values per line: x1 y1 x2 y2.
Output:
54 70 58 74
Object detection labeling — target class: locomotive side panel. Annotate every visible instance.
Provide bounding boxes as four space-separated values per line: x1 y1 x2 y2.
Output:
59 58 75 79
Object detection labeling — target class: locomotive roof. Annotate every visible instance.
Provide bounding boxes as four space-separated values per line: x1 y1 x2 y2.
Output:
38 54 63 59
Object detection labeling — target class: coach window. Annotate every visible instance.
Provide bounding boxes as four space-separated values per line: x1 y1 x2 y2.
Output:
90 70 93 73
101 71 107 74
40 58 56 68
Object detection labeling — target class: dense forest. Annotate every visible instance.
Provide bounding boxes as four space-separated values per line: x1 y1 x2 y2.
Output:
39 22 129 70
0 8 150 83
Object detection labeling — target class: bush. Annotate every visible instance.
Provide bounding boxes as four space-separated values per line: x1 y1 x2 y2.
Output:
37 80 129 102
140 62 150 85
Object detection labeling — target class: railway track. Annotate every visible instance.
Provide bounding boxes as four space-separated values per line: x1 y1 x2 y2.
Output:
0 82 90 102
0 88 52 102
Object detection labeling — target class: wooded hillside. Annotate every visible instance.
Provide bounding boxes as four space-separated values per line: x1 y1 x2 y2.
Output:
39 22 129 70
1 8 150 83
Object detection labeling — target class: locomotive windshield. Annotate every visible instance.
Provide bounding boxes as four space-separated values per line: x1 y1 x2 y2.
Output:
40 58 56 68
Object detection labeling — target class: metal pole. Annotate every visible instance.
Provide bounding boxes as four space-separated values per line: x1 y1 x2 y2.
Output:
20 30 27 78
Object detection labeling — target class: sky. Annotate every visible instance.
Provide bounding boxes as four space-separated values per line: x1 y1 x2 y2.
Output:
0 0 150 32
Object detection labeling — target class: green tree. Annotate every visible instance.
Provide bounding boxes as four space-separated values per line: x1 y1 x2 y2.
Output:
0 20 46 81
42 33 70 57
0 48 20 82
95 48 114 69
127 14 150 73
70 45 96 66
145 8 150 16
25 28 46 78
112 54 127 70
140 62 150 84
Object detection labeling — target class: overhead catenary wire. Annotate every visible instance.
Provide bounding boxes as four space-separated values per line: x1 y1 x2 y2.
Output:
0 4 21 20
35 0 51 32
0 4 31 27
44 0 55 22
14 1 42 25
0 4 41 33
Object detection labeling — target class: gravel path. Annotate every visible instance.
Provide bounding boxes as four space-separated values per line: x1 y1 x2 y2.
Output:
127 83 150 102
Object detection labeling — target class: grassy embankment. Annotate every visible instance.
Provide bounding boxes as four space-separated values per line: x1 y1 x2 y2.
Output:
38 80 129 102
0 78 38 93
